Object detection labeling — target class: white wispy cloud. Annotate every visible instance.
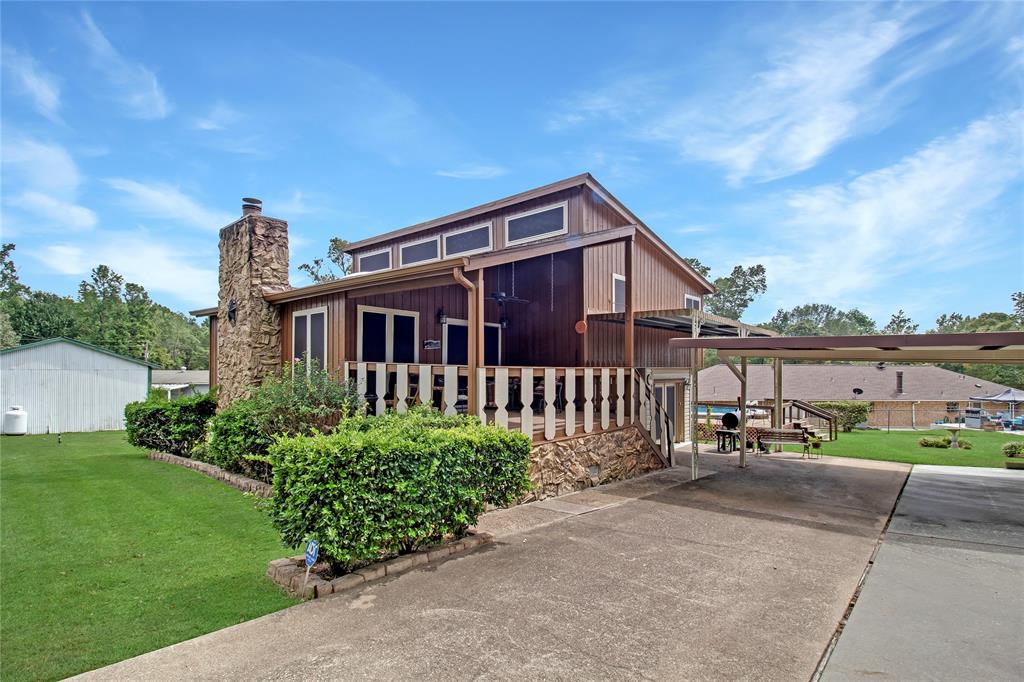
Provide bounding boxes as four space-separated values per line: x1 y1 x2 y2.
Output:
76 10 170 119
32 233 217 306
193 101 240 131
746 110 1023 312
104 178 234 231
1 46 61 121
436 164 508 180
548 4 1022 184
1 135 96 232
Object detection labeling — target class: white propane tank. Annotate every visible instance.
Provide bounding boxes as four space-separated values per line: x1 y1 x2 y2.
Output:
4 406 28 436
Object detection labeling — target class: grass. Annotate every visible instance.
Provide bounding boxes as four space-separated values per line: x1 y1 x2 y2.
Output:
786 428 1024 467
0 432 298 681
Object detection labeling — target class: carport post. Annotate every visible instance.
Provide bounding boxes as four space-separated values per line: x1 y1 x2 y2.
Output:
690 365 699 480
739 357 748 468
774 358 783 452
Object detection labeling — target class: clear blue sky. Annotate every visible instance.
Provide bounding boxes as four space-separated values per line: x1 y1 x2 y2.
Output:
2 2 1021 326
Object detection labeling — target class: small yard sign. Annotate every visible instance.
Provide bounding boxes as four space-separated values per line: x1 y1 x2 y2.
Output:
305 539 320 568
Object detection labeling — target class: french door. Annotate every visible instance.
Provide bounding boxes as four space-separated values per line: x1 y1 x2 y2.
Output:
357 305 419 363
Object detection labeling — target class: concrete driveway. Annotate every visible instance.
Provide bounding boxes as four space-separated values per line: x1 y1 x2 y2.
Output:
822 465 1024 682
80 453 908 681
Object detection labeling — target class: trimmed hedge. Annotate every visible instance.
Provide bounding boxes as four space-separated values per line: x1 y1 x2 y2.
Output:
263 407 531 572
814 400 872 432
199 398 273 480
919 435 973 450
125 392 217 457
1003 441 1024 457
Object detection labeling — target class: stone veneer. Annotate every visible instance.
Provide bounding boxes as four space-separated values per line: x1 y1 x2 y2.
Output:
525 425 664 501
216 213 289 407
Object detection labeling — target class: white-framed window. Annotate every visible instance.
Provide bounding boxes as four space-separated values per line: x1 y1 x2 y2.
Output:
292 306 328 372
399 235 441 267
612 273 626 313
444 222 492 257
504 201 568 247
357 247 391 273
684 294 702 310
356 305 419 363
442 318 502 366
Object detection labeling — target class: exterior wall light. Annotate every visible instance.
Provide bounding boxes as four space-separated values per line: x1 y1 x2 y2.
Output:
227 300 237 324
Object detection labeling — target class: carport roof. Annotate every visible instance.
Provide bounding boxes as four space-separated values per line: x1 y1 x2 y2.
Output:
669 331 1024 363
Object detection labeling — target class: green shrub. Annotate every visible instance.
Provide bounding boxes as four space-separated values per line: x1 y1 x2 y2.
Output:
125 392 217 456
919 435 973 450
1003 441 1024 457
264 406 531 572
199 358 365 480
199 398 273 480
814 401 872 432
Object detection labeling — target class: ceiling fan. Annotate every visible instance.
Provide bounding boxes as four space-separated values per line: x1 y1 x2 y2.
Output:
489 291 530 305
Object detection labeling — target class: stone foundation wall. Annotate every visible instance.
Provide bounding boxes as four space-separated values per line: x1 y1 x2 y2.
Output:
216 213 289 407
525 426 664 501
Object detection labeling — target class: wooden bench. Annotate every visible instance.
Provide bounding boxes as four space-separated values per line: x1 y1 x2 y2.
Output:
756 428 813 458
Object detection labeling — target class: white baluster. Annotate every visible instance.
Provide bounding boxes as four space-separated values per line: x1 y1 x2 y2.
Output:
563 368 576 437
396 365 409 413
443 365 458 415
417 365 431 405
615 368 625 427
476 368 487 421
356 363 367 405
375 365 387 415
520 368 534 437
495 368 509 429
600 368 610 430
544 368 556 441
583 368 594 433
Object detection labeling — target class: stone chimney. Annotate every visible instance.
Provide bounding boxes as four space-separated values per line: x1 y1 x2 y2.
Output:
216 198 289 407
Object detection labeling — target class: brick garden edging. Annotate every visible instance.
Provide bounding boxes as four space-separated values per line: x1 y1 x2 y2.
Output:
267 531 494 599
148 451 273 497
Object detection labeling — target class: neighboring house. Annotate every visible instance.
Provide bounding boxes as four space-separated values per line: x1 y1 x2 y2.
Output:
192 175 770 497
151 369 210 399
0 338 152 434
698 363 1013 428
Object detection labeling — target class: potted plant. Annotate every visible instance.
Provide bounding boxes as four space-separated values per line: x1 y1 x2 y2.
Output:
808 435 823 452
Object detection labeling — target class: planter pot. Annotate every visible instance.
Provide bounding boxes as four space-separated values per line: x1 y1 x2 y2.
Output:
1004 458 1024 470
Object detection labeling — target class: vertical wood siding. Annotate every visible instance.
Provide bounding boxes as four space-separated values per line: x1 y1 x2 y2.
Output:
1 341 150 434
208 316 218 387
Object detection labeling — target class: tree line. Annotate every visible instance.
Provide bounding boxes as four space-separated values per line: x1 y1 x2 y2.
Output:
0 244 209 369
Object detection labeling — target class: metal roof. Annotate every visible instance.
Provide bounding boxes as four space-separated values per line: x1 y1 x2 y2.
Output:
0 337 158 368
589 309 775 338
669 332 1024 363
151 369 210 386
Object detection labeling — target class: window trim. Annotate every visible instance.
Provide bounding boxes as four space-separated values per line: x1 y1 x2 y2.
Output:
291 306 328 373
442 318 501 365
443 221 493 257
504 201 568 247
611 273 626 313
399 235 442 267
684 294 702 311
356 304 419 363
357 246 392 273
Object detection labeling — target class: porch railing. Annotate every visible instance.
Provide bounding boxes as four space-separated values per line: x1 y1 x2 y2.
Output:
341 362 675 451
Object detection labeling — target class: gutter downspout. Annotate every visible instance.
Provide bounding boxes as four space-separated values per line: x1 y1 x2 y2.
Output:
452 267 478 414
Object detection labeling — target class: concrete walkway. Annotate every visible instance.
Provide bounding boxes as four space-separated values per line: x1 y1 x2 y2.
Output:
822 465 1024 682
80 453 908 681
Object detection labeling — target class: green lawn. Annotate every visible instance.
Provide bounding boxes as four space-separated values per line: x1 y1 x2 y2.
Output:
786 428 1024 467
0 432 297 681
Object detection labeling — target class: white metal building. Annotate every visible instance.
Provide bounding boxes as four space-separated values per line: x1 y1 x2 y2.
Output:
1 338 152 434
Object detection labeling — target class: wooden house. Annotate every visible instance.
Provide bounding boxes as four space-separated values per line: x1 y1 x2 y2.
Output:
193 174 771 497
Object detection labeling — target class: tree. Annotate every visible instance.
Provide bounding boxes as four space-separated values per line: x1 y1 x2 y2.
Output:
881 309 918 334
765 303 877 337
299 237 353 283
705 264 767 320
0 309 19 349
7 291 80 341
1013 291 1023 324
683 257 711 279
0 243 29 303
927 297 1024 388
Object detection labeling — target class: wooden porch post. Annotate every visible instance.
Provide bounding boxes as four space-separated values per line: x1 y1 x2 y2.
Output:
624 237 635 368
453 267 479 414
739 356 748 468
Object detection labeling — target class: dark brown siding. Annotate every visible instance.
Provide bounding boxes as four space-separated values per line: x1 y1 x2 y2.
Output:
588 323 692 368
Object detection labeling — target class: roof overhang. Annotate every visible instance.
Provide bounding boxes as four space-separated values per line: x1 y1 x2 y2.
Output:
190 306 218 317
589 309 775 338
669 332 1024 364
